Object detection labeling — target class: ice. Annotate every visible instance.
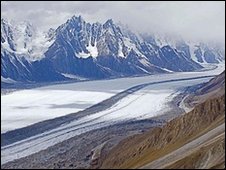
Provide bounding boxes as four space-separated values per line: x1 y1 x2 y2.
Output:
136 65 149 73
77 51 90 58
61 73 87 80
1 42 14 53
123 37 147 59
1 76 16 84
1 19 54 61
139 58 151 67
161 68 174 72
1 64 224 164
87 41 98 57
118 41 125 58
1 90 113 133
78 40 98 58
27 31 55 60
1 75 215 164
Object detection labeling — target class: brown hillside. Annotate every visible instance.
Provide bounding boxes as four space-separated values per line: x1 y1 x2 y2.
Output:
100 94 225 169
185 70 225 108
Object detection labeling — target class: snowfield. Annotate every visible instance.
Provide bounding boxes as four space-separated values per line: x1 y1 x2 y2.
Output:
1 90 114 133
0 77 214 164
1 64 224 133
1 64 225 164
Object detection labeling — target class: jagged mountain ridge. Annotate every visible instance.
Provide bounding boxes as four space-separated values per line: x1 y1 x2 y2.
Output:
1 18 65 83
1 16 224 83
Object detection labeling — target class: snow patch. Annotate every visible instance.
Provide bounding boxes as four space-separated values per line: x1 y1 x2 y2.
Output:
161 68 174 73
1 42 14 53
123 37 147 59
136 65 150 74
87 41 98 57
139 58 150 67
77 51 91 58
118 42 125 58
78 41 98 58
1 76 16 84
61 73 87 80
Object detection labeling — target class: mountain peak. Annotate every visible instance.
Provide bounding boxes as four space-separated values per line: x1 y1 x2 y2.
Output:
106 18 114 24
1 15 224 83
1 18 7 24
19 20 33 28
103 19 114 28
71 15 85 23
1 18 12 28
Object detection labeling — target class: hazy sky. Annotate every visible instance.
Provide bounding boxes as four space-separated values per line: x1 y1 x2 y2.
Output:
1 1 225 44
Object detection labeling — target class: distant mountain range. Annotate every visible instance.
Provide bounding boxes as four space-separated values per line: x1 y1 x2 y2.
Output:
1 16 225 84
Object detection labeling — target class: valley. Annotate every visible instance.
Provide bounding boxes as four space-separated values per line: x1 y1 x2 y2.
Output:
1 63 224 167
1 3 225 168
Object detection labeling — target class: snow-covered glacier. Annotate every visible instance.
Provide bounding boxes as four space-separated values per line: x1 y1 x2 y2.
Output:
1 63 224 165
2 63 224 133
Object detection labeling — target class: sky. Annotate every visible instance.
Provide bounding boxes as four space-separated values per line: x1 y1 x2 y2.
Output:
1 1 225 44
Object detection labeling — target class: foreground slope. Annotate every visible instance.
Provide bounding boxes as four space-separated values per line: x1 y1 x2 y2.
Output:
100 71 225 169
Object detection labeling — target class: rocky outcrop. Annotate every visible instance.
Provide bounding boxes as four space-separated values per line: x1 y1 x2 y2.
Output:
185 70 225 108
100 71 225 169
100 94 225 169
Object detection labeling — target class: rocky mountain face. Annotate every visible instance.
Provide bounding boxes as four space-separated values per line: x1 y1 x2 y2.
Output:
1 18 65 83
1 16 224 83
197 70 225 94
150 34 225 64
184 71 225 108
99 71 225 169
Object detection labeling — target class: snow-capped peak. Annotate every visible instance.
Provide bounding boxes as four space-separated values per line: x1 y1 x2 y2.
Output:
1 18 55 61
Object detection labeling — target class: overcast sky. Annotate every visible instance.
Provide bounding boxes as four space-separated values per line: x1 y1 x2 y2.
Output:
1 1 225 44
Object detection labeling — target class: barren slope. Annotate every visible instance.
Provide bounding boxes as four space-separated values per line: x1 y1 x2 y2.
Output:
185 70 225 108
100 71 225 169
